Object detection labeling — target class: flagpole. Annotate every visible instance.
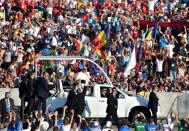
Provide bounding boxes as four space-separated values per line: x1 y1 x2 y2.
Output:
153 14 159 50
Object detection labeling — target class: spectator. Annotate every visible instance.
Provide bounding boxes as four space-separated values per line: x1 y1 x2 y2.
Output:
80 119 90 131
170 54 178 82
176 111 189 131
102 121 113 131
89 119 101 131
145 118 158 131
0 0 187 130
119 119 130 131
133 112 146 131
162 117 174 131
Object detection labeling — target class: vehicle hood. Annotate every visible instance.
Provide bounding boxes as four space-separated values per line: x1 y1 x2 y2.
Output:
133 95 149 107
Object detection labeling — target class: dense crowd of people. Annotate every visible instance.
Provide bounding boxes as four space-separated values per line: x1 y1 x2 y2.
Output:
0 0 188 130
0 0 188 93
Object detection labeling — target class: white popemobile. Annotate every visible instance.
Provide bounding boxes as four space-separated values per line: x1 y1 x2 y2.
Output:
35 56 160 123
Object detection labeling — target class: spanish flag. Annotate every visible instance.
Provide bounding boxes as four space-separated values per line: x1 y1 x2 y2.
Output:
71 37 85 55
95 48 109 60
93 26 110 48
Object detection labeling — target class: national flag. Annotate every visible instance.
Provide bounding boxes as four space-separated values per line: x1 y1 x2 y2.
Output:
95 48 109 60
152 22 158 40
64 64 71 76
89 64 100 76
124 46 136 77
167 0 171 18
145 31 152 41
71 37 85 55
21 0 27 13
93 26 110 48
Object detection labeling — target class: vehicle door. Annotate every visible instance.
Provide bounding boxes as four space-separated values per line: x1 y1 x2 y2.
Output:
117 91 126 117
83 86 98 118
97 87 109 117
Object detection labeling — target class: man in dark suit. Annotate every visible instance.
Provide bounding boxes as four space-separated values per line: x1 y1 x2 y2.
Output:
35 72 50 114
19 75 27 120
101 88 108 98
25 71 35 114
148 86 159 124
102 87 120 129
74 84 88 125
19 72 35 120
74 85 88 117
0 92 15 123
62 81 78 120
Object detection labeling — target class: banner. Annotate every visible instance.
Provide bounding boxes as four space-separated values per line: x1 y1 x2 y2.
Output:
133 20 189 28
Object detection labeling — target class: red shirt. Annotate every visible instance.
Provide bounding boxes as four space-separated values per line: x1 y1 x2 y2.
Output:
133 30 139 39
108 64 116 76
28 1 35 9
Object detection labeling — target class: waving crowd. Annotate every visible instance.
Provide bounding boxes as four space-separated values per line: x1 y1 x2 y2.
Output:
0 0 188 130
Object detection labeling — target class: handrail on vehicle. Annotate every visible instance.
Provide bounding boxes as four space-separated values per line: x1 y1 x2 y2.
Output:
34 56 113 86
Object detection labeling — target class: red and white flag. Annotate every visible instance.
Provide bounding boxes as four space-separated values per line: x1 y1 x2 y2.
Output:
124 46 136 77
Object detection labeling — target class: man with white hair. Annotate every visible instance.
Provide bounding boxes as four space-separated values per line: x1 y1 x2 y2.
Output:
76 67 91 85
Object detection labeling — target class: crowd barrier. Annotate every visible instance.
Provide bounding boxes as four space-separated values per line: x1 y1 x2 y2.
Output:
129 91 188 119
